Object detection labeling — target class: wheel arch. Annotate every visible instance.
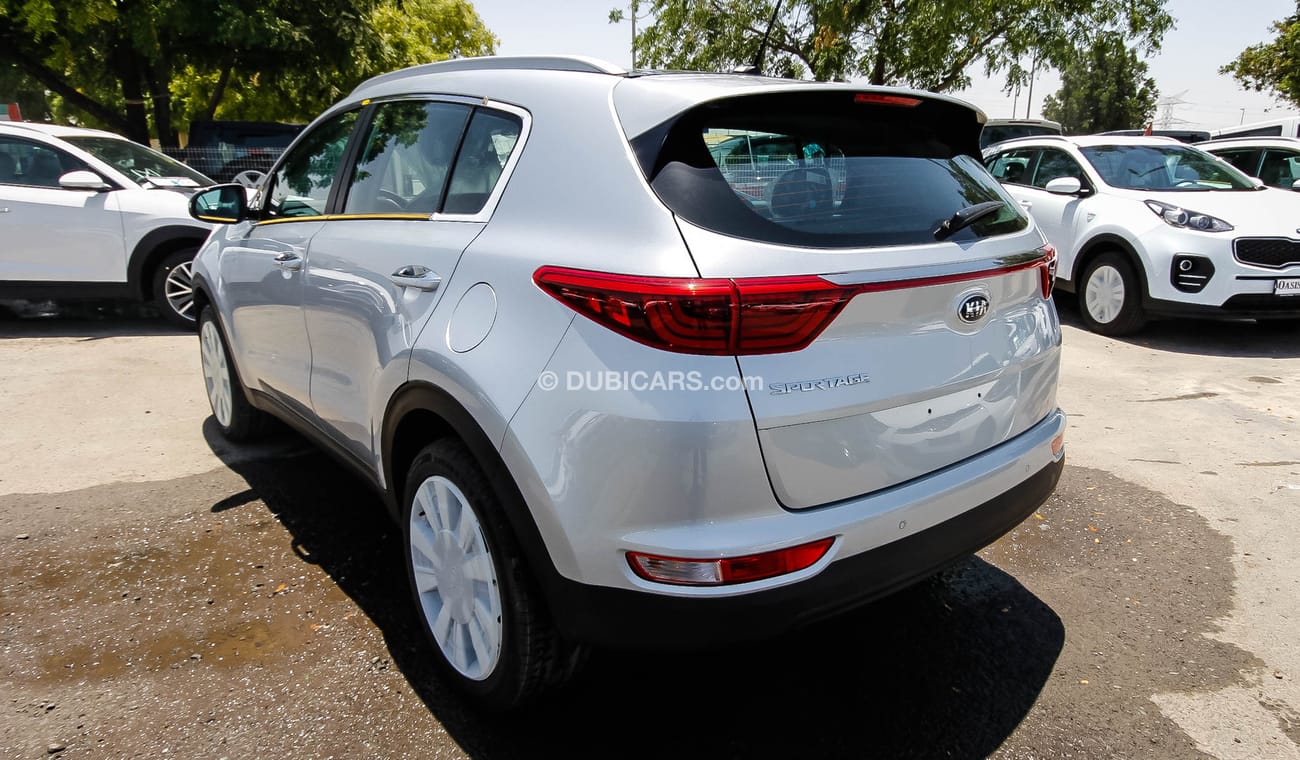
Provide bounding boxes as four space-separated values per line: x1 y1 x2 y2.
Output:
128 225 210 301
381 382 562 593
1070 234 1151 297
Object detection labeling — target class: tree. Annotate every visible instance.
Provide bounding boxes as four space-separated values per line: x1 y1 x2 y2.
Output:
1221 5 1300 108
1041 35 1158 134
626 0 1173 93
0 0 496 147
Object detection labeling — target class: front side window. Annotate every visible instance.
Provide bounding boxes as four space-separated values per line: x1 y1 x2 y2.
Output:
343 101 471 216
0 137 88 188
1031 149 1087 189
1082 144 1256 191
637 92 1027 248
265 110 359 219
1259 150 1300 188
1212 148 1262 177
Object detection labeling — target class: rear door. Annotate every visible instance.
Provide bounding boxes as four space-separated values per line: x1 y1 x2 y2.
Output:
303 99 526 467
634 91 1060 509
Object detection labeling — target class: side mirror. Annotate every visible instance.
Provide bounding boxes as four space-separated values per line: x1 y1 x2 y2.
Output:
1044 176 1083 195
58 170 111 191
189 184 249 224
1291 179 1300 192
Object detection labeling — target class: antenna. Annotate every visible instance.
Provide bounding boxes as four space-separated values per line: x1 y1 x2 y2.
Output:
751 0 785 75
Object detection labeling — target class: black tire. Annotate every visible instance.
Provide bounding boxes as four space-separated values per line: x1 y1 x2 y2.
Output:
1078 251 1147 336
152 247 200 329
198 306 271 441
402 439 583 709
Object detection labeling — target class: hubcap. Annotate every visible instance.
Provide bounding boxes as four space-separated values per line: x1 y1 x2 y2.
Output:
199 320 233 427
165 261 196 322
1085 264 1126 325
409 475 503 681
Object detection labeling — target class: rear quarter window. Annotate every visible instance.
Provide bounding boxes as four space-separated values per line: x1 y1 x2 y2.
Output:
633 92 1027 248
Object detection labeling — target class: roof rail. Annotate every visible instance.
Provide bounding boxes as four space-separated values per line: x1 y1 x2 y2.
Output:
353 55 628 93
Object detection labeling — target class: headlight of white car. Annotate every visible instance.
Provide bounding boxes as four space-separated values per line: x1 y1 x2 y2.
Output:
1144 200 1234 233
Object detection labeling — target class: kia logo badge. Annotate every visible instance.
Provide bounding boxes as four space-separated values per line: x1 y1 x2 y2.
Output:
958 294 990 323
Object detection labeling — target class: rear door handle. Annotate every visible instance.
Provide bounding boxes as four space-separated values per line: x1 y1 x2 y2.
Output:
390 265 441 292
1018 200 1033 210
0 208 9 213
273 251 303 271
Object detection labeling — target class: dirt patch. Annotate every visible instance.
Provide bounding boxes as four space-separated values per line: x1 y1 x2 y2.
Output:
0 458 1253 758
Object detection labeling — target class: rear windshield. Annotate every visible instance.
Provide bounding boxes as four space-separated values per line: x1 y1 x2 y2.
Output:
633 92 1027 248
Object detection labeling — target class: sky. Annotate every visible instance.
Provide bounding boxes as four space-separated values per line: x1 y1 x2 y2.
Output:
469 0 1298 131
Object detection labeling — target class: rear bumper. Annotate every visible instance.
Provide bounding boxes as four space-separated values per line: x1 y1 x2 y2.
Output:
549 454 1063 650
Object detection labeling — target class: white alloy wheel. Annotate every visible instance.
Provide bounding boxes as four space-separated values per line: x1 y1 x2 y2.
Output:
164 260 196 322
200 319 233 427
1085 263 1126 325
409 475 503 681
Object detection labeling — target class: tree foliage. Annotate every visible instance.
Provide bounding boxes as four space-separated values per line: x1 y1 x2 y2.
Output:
1041 35 1158 134
630 0 1173 92
1221 5 1300 108
0 0 496 146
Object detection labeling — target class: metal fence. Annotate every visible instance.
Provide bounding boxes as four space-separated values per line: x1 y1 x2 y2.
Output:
161 146 285 184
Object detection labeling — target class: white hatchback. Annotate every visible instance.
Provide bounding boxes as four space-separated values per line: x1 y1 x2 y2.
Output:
984 135 1300 334
0 122 214 326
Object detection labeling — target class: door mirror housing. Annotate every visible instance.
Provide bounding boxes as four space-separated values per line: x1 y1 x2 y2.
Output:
1290 178 1300 192
1044 176 1083 195
58 170 111 191
189 184 250 224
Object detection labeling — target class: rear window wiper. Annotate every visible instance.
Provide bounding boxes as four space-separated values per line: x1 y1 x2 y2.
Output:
934 200 1006 241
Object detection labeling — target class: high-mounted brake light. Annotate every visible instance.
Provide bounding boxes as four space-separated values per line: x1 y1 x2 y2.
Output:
534 251 1054 356
854 93 922 107
627 538 835 586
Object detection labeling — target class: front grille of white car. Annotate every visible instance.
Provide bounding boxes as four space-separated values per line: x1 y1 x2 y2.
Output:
1234 238 1300 269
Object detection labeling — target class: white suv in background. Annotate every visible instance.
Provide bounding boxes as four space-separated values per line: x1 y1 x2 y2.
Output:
0 122 214 326
985 135 1300 334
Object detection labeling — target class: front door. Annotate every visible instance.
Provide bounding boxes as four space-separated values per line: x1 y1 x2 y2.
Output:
304 99 525 469
222 109 359 410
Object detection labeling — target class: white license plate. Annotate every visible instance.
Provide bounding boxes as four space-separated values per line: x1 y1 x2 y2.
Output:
1275 278 1300 296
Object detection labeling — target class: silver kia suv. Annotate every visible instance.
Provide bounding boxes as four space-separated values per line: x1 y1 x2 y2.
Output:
187 56 1065 708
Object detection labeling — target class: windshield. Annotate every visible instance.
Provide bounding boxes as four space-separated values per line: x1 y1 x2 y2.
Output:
61 136 213 186
1080 144 1255 191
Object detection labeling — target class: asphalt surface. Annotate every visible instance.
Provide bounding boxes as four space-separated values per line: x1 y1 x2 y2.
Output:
0 302 1296 758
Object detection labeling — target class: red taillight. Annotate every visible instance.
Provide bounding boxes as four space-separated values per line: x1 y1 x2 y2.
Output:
534 250 1054 356
532 266 849 355
627 538 835 586
1038 243 1057 299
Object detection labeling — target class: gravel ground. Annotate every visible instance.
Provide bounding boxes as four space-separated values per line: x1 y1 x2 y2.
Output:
0 304 1296 758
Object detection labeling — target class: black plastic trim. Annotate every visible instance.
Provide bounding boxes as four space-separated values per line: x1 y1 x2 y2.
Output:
547 456 1064 650
0 281 135 300
1144 294 1300 318
127 225 210 298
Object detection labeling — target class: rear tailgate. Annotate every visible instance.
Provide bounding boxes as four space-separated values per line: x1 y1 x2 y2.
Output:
621 84 1061 509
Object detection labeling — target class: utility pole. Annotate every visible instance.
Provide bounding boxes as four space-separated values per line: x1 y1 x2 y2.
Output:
1024 53 1038 119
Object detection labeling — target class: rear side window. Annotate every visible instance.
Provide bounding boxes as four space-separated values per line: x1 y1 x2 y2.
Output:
444 109 523 215
343 101 472 215
635 92 1027 248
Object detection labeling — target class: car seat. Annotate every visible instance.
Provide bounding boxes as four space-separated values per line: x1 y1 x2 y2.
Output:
23 150 65 186
0 153 16 183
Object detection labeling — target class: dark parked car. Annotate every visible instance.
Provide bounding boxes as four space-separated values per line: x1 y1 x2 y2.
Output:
177 120 303 184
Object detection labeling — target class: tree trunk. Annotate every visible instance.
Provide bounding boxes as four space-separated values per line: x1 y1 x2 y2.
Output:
148 58 177 149
113 47 151 145
200 64 234 122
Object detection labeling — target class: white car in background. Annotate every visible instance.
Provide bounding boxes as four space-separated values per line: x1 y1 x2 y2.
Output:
984 135 1300 334
0 122 214 326
1199 136 1300 191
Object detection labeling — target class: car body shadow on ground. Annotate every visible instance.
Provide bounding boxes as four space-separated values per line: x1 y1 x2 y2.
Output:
203 420 1066 759
0 299 187 339
1055 297 1300 359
